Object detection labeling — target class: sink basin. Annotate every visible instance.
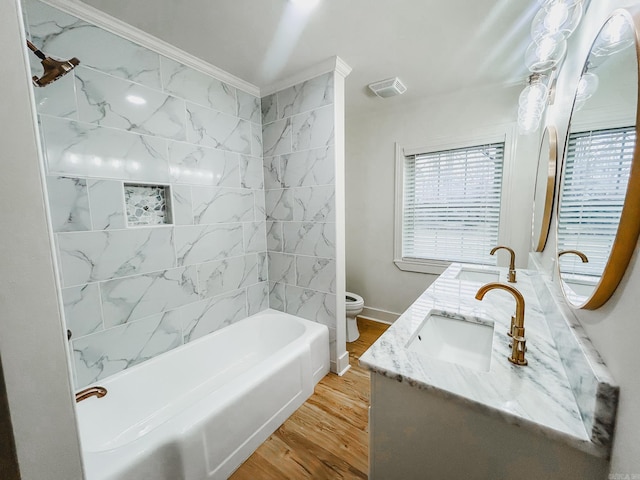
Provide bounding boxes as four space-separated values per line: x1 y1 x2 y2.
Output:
406 311 494 372
456 268 500 283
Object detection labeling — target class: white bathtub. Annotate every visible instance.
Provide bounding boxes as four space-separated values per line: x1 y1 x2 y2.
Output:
75 309 330 480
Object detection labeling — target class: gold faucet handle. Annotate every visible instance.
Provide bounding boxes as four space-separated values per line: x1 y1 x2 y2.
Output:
508 336 528 366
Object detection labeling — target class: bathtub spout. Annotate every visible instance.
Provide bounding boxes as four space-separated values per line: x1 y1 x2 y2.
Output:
76 386 107 403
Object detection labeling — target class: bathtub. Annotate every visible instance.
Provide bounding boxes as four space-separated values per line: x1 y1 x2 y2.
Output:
75 309 330 480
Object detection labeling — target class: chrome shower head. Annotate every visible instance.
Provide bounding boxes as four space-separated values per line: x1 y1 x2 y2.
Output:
26 40 80 87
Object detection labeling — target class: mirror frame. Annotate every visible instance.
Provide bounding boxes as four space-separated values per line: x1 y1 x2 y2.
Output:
557 6 640 309
532 125 558 252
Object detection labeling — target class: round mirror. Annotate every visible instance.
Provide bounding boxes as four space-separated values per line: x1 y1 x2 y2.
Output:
532 126 558 252
556 7 640 309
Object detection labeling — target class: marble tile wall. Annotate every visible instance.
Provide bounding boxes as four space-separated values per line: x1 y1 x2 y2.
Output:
261 73 338 360
23 0 268 387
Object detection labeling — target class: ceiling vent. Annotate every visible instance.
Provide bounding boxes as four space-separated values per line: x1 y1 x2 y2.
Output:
368 77 407 98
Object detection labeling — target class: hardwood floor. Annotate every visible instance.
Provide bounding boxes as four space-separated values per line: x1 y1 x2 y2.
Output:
230 318 389 480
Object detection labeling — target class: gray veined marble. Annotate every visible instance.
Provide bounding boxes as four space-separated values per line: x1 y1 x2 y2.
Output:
186 102 252 154
247 282 269 316
265 189 294 221
261 94 277 125
73 309 183 388
236 90 261 124
295 256 336 294
41 116 170 182
181 288 248 343
62 283 103 338
32 71 77 118
191 187 254 224
529 271 619 451
87 179 126 230
277 72 334 119
359 263 619 458
46 176 91 232
292 105 335 152
174 224 244 266
251 123 263 158
197 255 258 298
100 266 199 328
293 185 335 222
240 155 264 189
283 222 336 258
267 252 296 284
269 282 286 311
75 67 186 141
160 56 237 116
243 222 267 253
262 118 292 156
257 252 268 282
281 146 335 187
284 284 336 328
168 142 240 187
170 185 194 226
266 221 284 252
25 0 162 89
254 189 267 222
57 227 176 287
263 155 283 190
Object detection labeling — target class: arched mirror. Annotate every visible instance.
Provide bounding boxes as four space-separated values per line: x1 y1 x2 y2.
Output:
556 7 640 309
532 126 558 252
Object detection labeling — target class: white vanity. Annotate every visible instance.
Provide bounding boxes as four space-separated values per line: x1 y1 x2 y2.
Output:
360 263 618 480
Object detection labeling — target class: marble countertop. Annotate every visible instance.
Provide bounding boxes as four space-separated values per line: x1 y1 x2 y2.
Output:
359 263 607 457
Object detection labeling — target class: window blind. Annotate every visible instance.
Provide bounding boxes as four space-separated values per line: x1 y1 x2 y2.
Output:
558 126 635 277
402 143 504 265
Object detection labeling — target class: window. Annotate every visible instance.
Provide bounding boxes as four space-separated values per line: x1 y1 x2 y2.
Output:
557 126 635 277
396 140 505 272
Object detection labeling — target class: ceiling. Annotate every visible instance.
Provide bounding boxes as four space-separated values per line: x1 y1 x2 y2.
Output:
79 0 539 113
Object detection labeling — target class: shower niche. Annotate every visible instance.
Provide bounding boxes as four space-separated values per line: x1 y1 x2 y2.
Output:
124 183 173 227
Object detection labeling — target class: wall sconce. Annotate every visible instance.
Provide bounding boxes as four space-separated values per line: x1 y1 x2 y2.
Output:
517 0 587 134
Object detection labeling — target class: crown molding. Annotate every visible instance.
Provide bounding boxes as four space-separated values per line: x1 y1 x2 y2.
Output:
39 0 261 96
261 55 352 97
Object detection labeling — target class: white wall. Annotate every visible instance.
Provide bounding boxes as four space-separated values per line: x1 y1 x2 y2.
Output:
346 84 540 316
0 0 84 477
537 0 640 474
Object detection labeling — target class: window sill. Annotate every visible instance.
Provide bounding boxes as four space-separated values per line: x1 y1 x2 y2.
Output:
393 258 450 275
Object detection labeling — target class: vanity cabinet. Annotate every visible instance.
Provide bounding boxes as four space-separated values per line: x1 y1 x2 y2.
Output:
369 373 606 480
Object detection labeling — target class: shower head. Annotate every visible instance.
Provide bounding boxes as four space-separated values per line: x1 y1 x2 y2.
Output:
26 40 80 87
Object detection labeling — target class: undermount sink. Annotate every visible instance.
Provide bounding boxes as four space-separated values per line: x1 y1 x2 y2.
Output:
456 268 500 283
406 311 494 372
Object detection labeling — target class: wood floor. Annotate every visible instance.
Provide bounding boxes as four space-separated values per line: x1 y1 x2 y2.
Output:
230 318 390 480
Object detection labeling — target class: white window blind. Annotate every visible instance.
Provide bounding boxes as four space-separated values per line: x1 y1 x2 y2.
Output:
558 126 635 277
402 143 504 265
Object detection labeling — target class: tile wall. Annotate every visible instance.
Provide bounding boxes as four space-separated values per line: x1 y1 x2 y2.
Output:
23 0 268 387
261 73 339 362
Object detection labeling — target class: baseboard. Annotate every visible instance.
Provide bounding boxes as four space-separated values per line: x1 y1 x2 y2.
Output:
358 306 400 324
334 351 351 376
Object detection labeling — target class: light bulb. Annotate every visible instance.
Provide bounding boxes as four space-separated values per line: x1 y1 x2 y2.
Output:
525 37 567 72
591 13 634 57
531 0 583 43
575 72 599 102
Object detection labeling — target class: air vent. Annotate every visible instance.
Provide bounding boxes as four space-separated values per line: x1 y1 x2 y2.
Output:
368 77 407 98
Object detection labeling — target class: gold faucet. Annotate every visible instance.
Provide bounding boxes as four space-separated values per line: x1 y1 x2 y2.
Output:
558 249 589 263
475 282 528 366
75 386 107 403
490 246 516 283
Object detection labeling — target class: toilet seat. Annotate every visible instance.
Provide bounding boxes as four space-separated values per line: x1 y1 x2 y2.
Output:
346 292 364 308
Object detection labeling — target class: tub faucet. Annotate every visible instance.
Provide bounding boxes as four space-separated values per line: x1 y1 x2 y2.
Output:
475 282 528 366
75 386 107 403
490 245 517 283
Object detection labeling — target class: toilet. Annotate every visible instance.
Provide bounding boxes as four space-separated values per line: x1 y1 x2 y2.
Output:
345 292 364 342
